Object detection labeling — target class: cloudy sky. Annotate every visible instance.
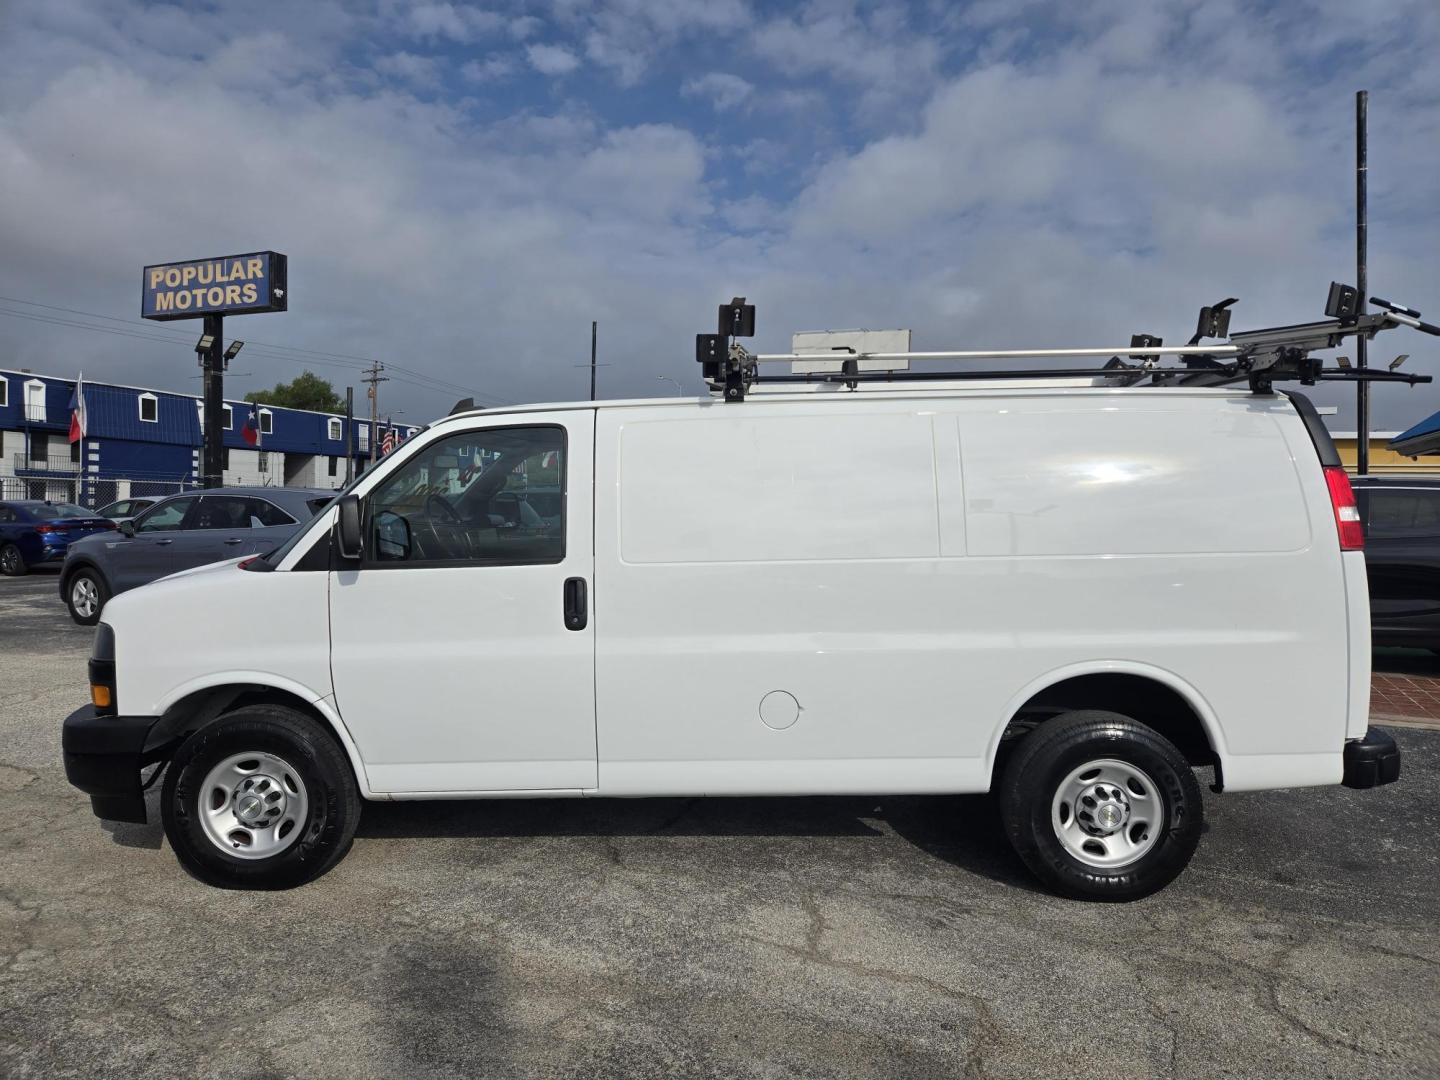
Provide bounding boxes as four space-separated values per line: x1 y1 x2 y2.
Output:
1 0 1438 429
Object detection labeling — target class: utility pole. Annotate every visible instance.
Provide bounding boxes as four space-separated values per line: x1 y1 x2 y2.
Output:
590 320 598 401
344 386 354 485
1355 90 1370 475
201 313 224 488
362 361 387 470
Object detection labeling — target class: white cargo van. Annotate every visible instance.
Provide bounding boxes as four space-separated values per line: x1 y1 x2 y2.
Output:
62 379 1400 900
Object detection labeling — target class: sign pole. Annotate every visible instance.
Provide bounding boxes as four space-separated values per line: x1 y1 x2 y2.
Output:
202 313 224 488
344 386 354 485
1356 90 1370 476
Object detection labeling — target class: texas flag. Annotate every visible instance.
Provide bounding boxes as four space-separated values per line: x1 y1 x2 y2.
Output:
68 374 88 444
241 411 260 446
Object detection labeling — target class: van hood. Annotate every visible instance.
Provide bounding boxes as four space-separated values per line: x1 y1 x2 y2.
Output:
101 555 251 626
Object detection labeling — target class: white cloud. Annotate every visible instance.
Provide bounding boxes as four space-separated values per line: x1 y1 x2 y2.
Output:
681 72 753 111
374 51 443 87
578 0 751 85
400 3 505 43
526 42 581 76
0 0 1437 433
460 55 516 82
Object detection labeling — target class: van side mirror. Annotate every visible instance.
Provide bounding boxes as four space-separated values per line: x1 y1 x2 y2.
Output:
119 520 135 537
335 494 363 560
374 510 412 561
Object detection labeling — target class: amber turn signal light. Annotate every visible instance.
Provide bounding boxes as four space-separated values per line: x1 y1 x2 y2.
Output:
90 684 112 709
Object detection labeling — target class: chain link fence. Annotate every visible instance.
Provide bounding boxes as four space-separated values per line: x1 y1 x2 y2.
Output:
0 475 199 509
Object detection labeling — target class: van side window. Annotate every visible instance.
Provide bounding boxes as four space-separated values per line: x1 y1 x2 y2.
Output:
365 426 565 566
1365 489 1440 539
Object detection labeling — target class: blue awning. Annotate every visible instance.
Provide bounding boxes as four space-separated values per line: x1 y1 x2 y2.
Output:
1389 409 1440 456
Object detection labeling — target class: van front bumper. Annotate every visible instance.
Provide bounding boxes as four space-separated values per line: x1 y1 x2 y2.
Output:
1342 728 1401 789
62 705 159 823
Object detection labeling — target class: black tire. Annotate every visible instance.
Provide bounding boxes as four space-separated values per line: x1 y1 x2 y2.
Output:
64 567 108 625
161 705 361 889
0 543 26 576
998 710 1203 902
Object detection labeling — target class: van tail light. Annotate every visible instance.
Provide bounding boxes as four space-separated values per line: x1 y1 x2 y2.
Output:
34 524 55 534
1324 466 1364 550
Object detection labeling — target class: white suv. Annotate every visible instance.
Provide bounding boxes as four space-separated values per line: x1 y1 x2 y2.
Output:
62 383 1398 899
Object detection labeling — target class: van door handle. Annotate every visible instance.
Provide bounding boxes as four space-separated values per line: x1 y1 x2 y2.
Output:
223 538 244 545
563 577 588 631
154 539 173 545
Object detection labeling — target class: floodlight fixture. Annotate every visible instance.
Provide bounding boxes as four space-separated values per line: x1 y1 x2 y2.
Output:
195 332 215 354
1389 353 1410 371
224 340 244 361
1336 355 1352 369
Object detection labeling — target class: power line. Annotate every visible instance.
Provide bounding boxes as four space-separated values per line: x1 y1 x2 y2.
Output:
0 294 505 400
0 295 511 406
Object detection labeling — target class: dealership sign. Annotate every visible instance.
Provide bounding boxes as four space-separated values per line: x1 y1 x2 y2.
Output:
141 251 287 320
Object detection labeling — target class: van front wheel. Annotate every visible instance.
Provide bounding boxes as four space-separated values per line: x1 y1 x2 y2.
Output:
161 705 361 889
999 710 1202 902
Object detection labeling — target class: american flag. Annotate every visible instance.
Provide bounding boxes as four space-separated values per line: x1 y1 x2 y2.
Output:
381 429 395 455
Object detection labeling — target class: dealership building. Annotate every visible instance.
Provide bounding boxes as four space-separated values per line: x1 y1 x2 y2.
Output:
0 367 417 503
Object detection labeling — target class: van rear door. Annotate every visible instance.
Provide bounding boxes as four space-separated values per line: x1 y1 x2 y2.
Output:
328 411 596 793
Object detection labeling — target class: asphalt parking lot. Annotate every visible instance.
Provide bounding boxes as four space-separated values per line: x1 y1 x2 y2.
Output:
1 573 1438 1079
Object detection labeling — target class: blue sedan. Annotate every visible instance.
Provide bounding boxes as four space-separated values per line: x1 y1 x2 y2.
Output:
0 502 117 576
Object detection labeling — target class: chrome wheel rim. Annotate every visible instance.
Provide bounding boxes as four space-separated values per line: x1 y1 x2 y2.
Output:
197 751 310 860
1 548 17 573
71 577 99 618
1051 758 1163 869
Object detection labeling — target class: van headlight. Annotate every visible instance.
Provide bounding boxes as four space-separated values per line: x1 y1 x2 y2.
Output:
89 623 116 715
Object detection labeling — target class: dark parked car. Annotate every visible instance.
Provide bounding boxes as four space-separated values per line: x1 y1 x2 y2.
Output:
60 487 332 624
94 497 157 524
1352 475 1440 649
0 502 116 576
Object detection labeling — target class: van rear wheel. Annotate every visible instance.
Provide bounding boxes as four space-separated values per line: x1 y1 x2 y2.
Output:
998 710 1202 901
161 705 361 889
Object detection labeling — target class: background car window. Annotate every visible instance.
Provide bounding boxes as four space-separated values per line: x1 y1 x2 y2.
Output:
135 497 195 533
1365 490 1440 539
244 498 297 528
366 426 565 566
190 497 257 530
30 504 93 520
0 506 14 524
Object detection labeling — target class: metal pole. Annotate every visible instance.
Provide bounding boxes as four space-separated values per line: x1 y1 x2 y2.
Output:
363 361 386 470
202 314 224 488
1356 89 1370 475
590 321 598 402
344 386 354 485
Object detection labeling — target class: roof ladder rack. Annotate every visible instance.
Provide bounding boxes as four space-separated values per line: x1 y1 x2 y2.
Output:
695 284 1436 402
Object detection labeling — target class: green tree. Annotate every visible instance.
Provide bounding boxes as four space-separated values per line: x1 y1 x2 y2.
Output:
244 370 345 413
